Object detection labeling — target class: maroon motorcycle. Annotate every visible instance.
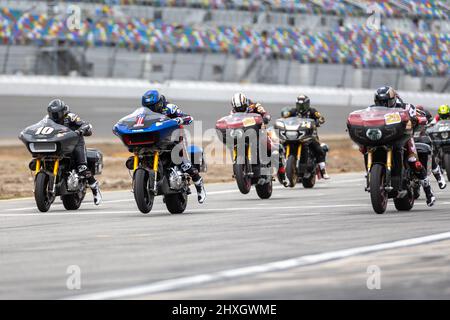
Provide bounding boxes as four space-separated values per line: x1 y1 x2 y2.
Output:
347 106 421 214
216 112 273 199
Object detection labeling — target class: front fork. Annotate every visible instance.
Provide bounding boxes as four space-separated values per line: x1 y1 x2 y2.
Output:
133 152 159 194
233 145 253 175
34 158 59 193
366 148 393 192
286 143 302 170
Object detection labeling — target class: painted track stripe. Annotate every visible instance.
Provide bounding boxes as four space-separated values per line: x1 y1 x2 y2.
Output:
0 203 370 217
68 230 450 300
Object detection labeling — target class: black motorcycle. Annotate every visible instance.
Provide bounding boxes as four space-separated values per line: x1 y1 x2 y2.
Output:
113 108 206 214
428 120 450 181
19 118 103 212
274 117 328 188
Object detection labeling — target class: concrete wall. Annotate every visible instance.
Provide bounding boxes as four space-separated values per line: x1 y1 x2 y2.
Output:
0 76 448 110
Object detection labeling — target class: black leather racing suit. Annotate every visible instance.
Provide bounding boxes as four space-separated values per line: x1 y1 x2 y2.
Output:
60 113 97 186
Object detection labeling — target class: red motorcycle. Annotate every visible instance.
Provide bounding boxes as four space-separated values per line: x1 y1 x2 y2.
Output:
347 106 421 214
216 112 273 199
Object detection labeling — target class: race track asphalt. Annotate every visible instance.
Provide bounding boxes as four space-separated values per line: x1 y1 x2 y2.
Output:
1 172 450 299
0 95 359 140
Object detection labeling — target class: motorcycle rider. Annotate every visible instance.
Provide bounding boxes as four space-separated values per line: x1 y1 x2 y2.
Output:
432 104 450 123
230 93 289 187
47 99 102 205
141 90 206 204
373 86 436 206
415 105 446 190
280 94 330 179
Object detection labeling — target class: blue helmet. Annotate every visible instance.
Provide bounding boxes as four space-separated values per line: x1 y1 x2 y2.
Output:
142 89 166 112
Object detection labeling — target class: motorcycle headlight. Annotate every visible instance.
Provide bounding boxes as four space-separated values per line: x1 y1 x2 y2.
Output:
285 131 298 140
441 132 449 139
230 129 244 139
366 129 383 141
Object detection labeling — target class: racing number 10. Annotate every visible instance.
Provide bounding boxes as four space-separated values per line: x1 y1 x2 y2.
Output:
35 127 54 135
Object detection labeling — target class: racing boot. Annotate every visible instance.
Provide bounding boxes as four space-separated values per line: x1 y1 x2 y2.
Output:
319 162 330 180
78 165 102 205
421 179 436 207
432 165 447 190
90 181 102 206
194 177 206 204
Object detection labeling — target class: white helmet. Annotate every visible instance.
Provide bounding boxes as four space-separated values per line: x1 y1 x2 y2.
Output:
231 93 248 112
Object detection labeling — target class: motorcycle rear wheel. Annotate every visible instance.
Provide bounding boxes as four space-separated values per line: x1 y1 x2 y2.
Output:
370 164 388 214
133 169 155 214
62 188 86 211
286 155 298 188
444 153 450 182
165 192 188 214
394 187 414 211
35 172 52 213
302 172 316 188
255 178 272 199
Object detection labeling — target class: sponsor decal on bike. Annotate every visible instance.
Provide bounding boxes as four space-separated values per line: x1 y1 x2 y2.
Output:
384 112 401 125
242 117 256 127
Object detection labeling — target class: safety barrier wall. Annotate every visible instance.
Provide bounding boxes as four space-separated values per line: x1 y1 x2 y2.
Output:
0 76 448 109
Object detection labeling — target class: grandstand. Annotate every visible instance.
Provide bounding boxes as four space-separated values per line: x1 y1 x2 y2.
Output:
0 0 448 91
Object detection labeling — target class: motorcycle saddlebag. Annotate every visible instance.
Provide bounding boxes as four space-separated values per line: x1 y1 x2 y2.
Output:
87 148 103 175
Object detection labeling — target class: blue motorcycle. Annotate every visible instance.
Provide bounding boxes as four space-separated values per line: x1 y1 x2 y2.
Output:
113 107 206 214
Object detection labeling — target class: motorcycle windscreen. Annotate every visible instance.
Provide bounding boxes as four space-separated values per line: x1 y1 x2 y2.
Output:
215 112 263 130
347 106 411 146
113 107 180 146
19 117 80 156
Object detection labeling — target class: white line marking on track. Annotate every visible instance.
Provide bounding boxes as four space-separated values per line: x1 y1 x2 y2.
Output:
0 203 371 217
67 230 450 300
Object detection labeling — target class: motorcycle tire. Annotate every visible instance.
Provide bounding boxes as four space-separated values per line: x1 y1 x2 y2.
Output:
370 164 388 214
134 168 155 214
35 172 52 213
286 155 298 188
394 187 415 212
302 172 316 188
233 162 251 194
444 153 450 182
255 179 272 199
165 192 188 214
62 187 86 211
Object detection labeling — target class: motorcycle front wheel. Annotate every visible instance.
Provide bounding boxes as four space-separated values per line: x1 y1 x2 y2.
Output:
233 162 251 194
370 164 388 214
133 168 155 214
286 155 298 188
35 172 52 212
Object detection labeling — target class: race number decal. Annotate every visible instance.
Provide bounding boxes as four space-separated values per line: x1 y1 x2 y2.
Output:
300 121 312 129
384 113 401 125
35 127 54 135
242 117 256 127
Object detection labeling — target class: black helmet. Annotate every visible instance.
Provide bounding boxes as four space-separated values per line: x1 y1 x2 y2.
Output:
296 94 310 114
47 99 69 124
374 86 397 108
